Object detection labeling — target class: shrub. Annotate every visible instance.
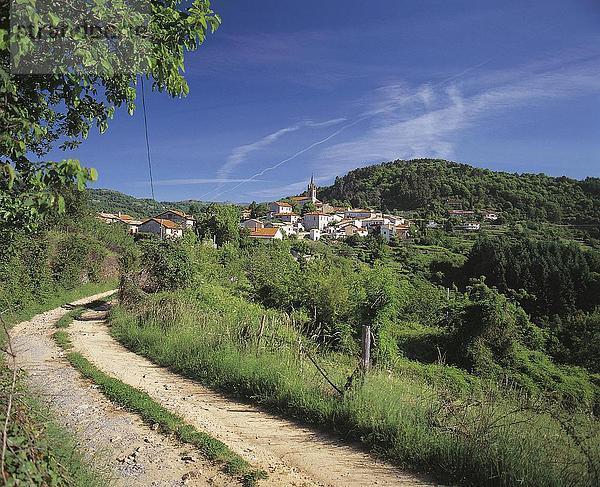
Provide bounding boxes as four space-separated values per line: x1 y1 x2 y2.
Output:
139 239 194 291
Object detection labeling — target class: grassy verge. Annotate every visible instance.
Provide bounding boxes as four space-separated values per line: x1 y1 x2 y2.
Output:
53 303 266 487
0 283 117 485
109 286 600 487
0 365 109 486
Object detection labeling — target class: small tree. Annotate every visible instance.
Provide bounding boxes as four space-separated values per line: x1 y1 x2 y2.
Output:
140 240 193 291
301 202 317 215
249 201 269 218
195 204 241 246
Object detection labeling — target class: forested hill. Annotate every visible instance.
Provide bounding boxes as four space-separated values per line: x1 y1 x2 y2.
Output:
87 188 207 218
318 159 600 224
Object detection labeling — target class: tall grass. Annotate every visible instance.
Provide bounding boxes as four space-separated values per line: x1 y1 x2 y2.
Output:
110 285 600 487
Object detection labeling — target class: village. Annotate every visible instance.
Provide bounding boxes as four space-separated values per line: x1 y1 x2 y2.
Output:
97 176 498 242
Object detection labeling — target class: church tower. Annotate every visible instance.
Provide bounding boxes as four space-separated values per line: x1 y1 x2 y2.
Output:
307 174 317 203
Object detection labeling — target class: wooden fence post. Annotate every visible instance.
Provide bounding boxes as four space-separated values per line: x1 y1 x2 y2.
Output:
361 324 371 371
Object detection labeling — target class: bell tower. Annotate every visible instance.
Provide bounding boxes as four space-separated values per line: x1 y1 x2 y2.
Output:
307 174 317 203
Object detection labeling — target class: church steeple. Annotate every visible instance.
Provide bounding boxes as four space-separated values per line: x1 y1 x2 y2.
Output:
307 173 317 203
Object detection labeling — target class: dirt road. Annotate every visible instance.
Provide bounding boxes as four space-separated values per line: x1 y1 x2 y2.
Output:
12 293 438 486
11 292 236 487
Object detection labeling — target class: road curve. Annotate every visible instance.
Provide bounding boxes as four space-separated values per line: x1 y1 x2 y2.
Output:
69 304 438 487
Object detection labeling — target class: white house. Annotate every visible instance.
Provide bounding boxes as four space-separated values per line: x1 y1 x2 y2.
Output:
241 218 264 230
339 223 367 238
380 224 410 242
344 209 376 219
273 212 300 223
269 201 293 214
97 211 134 224
249 227 284 241
138 218 183 238
265 222 296 237
385 214 406 226
309 229 321 241
303 212 329 230
361 216 390 232
483 212 499 221
328 213 344 224
123 219 142 234
380 224 395 242
154 209 195 229
461 222 481 231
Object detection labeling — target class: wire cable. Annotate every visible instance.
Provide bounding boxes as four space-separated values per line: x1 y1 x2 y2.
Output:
140 76 155 201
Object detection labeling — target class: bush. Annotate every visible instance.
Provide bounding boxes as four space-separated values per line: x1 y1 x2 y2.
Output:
139 239 194 291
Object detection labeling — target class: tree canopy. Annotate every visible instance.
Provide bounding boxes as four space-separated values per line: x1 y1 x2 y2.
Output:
1 0 220 229
319 159 600 225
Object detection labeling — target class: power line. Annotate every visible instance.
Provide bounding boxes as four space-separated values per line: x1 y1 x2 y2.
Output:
140 76 155 201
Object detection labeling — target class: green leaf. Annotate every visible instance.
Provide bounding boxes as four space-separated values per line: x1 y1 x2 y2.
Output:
48 12 60 27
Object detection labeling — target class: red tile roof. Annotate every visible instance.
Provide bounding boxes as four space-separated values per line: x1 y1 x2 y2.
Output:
143 218 182 229
250 228 280 237
274 201 292 207
156 209 195 220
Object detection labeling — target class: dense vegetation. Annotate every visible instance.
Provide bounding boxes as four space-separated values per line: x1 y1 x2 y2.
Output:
429 234 600 374
0 194 132 484
0 194 132 321
3 154 599 485
88 188 209 219
2 0 221 481
319 158 600 226
109 213 600 486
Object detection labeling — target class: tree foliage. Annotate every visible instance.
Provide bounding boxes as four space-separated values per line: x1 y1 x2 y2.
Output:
319 159 600 225
1 0 220 228
195 203 241 246
459 235 600 319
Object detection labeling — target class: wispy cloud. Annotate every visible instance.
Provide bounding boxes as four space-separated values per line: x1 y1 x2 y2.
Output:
223 50 600 201
137 178 267 187
218 118 346 179
318 52 600 179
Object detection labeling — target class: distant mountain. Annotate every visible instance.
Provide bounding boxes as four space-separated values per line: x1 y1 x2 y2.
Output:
318 159 600 224
87 188 208 219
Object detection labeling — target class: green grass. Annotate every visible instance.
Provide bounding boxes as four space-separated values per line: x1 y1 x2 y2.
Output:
109 285 600 487
0 366 110 486
1 280 117 333
53 329 73 349
52 305 265 486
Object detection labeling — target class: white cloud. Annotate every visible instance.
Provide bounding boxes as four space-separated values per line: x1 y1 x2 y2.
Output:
317 54 600 179
149 178 268 187
213 49 600 202
218 118 346 179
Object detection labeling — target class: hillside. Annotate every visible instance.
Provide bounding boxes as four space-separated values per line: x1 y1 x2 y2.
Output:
318 159 600 224
87 188 207 219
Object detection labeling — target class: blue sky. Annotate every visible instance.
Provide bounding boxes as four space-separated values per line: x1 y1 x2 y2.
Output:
59 0 600 202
